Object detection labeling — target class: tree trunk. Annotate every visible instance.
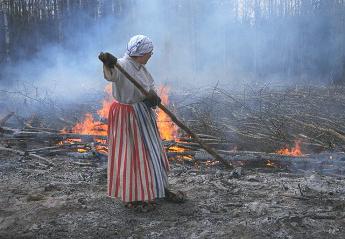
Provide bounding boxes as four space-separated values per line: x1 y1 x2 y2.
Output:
4 9 10 62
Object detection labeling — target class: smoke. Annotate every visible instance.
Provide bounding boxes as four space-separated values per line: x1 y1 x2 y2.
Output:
0 14 119 102
0 0 344 108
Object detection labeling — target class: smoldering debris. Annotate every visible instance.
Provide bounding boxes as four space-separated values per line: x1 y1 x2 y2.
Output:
1 85 345 238
178 85 345 153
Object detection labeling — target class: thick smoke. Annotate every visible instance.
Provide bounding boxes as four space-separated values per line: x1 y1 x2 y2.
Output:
0 0 344 107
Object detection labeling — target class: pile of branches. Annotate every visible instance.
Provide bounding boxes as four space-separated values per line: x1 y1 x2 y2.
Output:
3 84 345 157
177 85 345 153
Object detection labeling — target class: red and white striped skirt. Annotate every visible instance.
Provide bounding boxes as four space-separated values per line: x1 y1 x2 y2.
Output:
107 101 169 202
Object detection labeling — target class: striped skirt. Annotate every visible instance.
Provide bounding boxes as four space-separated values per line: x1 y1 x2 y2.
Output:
107 101 169 202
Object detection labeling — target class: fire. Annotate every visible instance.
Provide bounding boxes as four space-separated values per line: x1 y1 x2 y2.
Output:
156 86 192 159
276 140 303 156
59 84 113 153
71 113 107 136
206 160 220 166
77 148 88 153
61 83 189 159
58 138 81 144
97 83 113 118
157 85 178 140
64 84 177 140
60 83 113 136
266 160 276 167
95 145 108 154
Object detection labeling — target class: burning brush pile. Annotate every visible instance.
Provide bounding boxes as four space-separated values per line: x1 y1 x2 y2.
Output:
1 84 345 175
0 84 226 165
178 85 345 152
56 84 222 161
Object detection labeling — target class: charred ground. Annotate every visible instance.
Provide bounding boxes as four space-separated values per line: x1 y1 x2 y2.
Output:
1 150 345 239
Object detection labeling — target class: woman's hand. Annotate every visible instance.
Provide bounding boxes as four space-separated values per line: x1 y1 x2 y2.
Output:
98 52 117 68
144 89 161 108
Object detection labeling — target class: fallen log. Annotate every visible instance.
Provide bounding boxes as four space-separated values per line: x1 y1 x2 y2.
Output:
177 137 227 144
285 116 345 143
26 144 71 153
0 146 55 166
12 131 63 140
67 151 107 160
166 142 200 151
166 151 196 158
0 126 17 135
6 131 107 142
22 126 60 133
60 133 107 141
195 133 219 139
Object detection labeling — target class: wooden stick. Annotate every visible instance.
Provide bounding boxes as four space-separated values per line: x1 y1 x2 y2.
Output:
112 59 233 169
0 146 55 166
0 112 14 127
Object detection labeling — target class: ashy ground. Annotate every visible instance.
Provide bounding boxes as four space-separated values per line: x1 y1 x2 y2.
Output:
1 150 345 239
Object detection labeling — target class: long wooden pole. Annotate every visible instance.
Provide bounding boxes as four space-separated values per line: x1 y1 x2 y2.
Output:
110 58 232 169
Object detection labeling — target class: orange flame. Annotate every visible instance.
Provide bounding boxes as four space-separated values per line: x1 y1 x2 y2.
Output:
65 84 178 140
77 148 88 153
97 84 113 119
57 138 81 144
59 85 111 152
61 84 189 158
276 140 303 156
266 160 276 167
71 113 107 135
157 86 178 140
60 83 113 137
156 86 190 158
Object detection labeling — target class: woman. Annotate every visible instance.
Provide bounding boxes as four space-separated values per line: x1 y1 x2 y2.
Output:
99 35 184 211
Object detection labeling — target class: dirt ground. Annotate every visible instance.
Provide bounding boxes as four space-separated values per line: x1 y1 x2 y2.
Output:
1 150 345 239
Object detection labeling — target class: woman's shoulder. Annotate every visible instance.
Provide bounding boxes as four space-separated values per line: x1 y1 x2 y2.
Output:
117 56 129 65
116 56 133 72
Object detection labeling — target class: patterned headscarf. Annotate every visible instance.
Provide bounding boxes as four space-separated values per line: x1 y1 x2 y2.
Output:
126 35 153 57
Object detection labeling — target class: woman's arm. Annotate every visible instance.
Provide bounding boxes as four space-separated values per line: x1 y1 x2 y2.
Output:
99 52 119 82
103 65 119 82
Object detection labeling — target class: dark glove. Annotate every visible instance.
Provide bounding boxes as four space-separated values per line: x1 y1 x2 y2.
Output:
98 52 117 68
143 89 161 108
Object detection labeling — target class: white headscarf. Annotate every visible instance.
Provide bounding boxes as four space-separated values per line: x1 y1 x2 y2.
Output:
126 35 153 57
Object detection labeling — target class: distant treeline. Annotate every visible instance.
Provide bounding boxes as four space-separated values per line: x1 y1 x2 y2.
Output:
0 0 128 62
0 0 345 83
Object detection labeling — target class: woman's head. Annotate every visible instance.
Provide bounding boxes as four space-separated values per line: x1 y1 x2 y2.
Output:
126 35 153 65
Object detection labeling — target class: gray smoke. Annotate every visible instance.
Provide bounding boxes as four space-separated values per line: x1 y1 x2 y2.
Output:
0 0 344 108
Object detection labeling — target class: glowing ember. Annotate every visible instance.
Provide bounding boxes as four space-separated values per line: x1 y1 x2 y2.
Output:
157 85 178 140
266 160 276 167
206 160 220 166
95 139 107 144
57 138 81 144
168 146 184 152
276 140 303 156
95 145 108 154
